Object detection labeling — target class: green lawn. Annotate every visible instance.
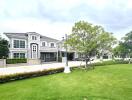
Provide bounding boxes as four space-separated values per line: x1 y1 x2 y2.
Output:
0 64 132 100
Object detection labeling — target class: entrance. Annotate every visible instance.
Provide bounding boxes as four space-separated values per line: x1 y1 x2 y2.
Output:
31 44 38 59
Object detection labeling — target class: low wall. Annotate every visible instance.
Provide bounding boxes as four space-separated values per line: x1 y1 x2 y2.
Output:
0 59 6 68
27 59 41 65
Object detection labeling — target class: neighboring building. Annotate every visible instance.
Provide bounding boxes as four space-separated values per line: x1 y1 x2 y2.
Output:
4 32 77 62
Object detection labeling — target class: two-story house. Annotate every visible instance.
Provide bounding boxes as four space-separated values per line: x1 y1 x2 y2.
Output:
4 32 60 62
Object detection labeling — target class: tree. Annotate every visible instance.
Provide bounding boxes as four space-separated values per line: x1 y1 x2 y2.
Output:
98 32 117 60
115 31 132 61
66 21 116 68
0 37 9 59
113 42 128 58
113 31 132 63
123 31 132 58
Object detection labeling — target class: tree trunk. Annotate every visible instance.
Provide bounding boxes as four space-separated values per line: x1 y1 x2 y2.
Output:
85 60 87 68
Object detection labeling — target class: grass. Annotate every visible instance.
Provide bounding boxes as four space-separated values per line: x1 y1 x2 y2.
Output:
0 64 132 100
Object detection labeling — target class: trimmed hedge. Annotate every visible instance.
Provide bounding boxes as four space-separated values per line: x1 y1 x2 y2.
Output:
91 60 129 66
0 67 64 83
6 58 27 64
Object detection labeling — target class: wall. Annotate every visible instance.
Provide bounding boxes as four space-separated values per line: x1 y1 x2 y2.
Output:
0 59 6 68
27 59 41 65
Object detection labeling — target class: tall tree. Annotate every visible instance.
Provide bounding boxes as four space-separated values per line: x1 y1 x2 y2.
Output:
66 21 116 68
0 37 9 59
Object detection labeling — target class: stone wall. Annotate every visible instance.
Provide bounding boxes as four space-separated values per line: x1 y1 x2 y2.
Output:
0 59 6 68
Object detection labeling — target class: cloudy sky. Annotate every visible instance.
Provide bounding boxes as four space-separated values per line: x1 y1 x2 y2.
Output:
0 0 132 40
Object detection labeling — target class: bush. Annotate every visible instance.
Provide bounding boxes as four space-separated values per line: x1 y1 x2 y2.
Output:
6 58 27 64
91 60 129 66
0 67 64 83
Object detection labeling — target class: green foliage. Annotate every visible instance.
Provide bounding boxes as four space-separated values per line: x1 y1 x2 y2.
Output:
0 38 9 59
66 21 116 57
6 59 27 64
0 67 64 83
113 31 132 58
92 60 129 66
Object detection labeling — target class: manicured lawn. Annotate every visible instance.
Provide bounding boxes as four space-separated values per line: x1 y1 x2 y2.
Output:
0 64 132 100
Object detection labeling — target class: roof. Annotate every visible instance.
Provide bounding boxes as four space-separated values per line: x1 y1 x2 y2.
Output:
40 36 59 42
4 32 59 42
4 33 28 39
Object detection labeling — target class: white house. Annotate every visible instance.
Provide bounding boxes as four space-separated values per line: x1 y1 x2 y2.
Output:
4 32 77 62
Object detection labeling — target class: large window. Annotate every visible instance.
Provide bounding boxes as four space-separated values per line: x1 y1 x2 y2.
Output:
14 40 25 48
14 40 19 48
13 53 25 58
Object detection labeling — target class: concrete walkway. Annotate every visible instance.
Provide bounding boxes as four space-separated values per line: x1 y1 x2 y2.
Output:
0 61 87 76
0 59 102 76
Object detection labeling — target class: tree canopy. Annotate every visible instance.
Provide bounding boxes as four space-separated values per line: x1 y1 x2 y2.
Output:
113 31 132 58
66 21 116 58
0 37 9 59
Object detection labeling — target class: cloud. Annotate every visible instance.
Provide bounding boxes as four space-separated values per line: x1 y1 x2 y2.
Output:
0 0 132 40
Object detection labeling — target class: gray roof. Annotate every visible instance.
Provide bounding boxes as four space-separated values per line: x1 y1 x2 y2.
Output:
40 36 59 42
4 33 28 39
4 32 59 42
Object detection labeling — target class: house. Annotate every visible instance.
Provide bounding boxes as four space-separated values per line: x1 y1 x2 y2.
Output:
4 32 77 62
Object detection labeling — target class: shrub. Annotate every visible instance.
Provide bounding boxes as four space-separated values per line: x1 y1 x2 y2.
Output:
91 60 129 66
6 58 27 64
0 67 64 83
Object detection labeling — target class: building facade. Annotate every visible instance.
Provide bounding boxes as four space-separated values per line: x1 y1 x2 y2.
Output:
4 32 77 62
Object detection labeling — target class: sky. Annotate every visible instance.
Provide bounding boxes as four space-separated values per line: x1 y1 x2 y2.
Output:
0 0 132 40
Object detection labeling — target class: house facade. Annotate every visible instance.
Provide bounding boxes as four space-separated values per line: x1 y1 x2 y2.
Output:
4 32 78 62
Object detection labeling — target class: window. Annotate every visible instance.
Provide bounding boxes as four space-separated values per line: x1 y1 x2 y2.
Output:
20 53 25 58
14 40 19 48
50 43 55 48
14 53 19 58
20 41 25 48
13 53 25 58
14 40 25 48
42 42 46 47
32 36 37 40
33 45 37 52
46 54 50 58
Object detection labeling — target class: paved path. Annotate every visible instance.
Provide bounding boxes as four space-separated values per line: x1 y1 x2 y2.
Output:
0 59 102 76
0 61 86 76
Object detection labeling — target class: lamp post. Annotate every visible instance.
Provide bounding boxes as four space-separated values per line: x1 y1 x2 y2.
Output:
63 34 71 73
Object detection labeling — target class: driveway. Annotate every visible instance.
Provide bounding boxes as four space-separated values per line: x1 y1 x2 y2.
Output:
0 59 102 76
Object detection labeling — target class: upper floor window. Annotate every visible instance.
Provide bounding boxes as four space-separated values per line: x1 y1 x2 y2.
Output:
42 42 47 47
50 43 55 48
32 36 37 40
14 40 25 48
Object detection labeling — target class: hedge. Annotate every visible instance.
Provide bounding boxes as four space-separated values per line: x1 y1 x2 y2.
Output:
91 60 129 66
0 67 64 83
6 58 27 64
